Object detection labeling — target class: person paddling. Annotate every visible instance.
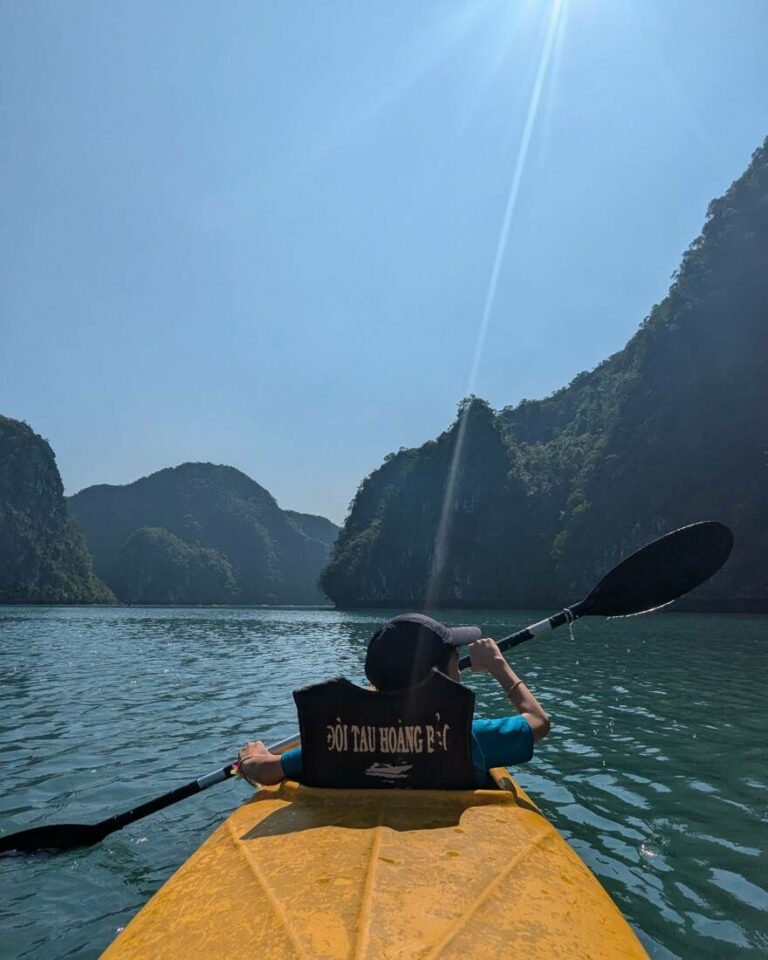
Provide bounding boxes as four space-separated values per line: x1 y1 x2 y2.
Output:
238 614 550 789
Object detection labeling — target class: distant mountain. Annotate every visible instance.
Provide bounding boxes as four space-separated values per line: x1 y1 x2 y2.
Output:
69 463 338 604
321 138 768 610
0 416 114 604
284 511 339 548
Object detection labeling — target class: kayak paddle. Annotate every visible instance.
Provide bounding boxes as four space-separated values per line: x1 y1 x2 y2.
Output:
0 520 732 855
458 520 733 668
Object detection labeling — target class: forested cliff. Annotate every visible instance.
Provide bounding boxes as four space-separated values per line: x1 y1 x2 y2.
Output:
70 463 338 605
0 417 114 604
321 138 768 610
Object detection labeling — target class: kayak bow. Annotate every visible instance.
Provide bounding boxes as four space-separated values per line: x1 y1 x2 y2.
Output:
102 769 647 959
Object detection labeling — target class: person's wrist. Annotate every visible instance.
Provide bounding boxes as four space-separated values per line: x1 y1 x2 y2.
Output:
489 660 512 680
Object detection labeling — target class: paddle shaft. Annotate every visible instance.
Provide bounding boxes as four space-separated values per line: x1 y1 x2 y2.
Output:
93 733 300 835
457 606 578 671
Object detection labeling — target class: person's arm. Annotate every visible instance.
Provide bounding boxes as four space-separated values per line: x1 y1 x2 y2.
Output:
237 740 286 786
468 638 551 742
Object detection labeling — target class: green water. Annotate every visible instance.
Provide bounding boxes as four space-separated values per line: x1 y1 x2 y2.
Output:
0 606 766 958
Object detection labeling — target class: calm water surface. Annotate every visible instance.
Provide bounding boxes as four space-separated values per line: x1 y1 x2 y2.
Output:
0 607 766 958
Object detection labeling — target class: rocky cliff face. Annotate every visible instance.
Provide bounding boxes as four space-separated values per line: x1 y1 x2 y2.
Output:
322 138 768 610
70 462 338 604
0 417 114 604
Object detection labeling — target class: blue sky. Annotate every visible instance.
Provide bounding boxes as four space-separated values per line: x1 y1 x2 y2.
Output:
2 1 766 523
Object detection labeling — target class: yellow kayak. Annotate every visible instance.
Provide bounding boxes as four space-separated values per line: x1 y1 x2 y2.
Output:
102 768 647 959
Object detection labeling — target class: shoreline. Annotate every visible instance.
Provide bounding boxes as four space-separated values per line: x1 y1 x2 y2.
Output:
2 600 767 614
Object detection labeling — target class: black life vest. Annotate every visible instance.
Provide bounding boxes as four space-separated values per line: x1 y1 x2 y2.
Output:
293 668 476 789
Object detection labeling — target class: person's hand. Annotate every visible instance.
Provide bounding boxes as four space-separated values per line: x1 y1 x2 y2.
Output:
238 740 271 785
468 637 506 674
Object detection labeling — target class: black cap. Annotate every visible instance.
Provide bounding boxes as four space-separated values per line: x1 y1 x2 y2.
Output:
365 613 482 692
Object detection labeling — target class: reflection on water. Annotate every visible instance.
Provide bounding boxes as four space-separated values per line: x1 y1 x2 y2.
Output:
0 606 766 958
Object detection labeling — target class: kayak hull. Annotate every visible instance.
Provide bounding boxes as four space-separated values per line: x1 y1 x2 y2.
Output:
102 769 647 959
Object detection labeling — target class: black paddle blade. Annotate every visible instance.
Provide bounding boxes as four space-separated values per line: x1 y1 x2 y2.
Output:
0 822 108 855
578 521 734 618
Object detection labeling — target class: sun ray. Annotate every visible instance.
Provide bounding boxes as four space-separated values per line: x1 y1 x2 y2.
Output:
467 0 565 396
423 0 566 609
538 0 570 171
